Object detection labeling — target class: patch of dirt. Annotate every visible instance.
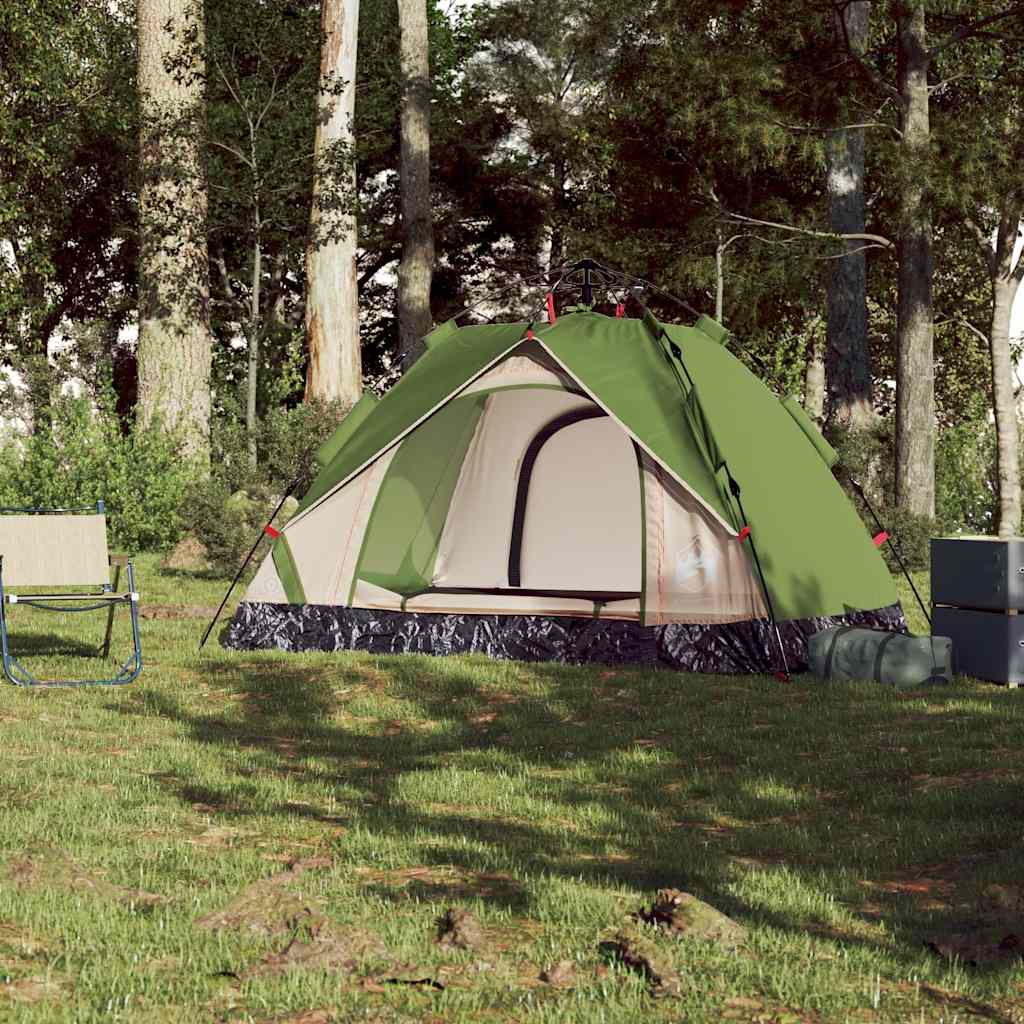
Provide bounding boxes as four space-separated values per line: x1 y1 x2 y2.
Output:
0 975 68 1004
140 604 219 621
910 768 1014 793
0 920 48 959
259 1012 335 1024
357 864 524 903
926 919 1024 967
599 928 681 997
6 848 162 909
187 825 257 849
242 921 388 980
437 908 486 951
634 888 747 949
160 536 211 572
539 959 577 987
195 856 333 936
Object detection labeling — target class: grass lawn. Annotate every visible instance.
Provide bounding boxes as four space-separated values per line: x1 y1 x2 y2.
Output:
0 556 1021 1023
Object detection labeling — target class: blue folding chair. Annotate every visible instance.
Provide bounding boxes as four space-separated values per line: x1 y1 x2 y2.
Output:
0 502 142 687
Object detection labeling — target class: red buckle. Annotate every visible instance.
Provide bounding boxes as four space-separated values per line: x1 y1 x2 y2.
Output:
615 303 625 318
773 671 790 683
737 526 751 542
546 293 557 324
264 525 280 539
526 326 535 340
872 531 888 547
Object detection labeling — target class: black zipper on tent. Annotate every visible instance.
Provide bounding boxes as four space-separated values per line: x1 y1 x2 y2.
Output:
508 406 608 587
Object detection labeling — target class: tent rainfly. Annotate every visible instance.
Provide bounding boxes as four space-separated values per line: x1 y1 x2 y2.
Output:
224 306 903 674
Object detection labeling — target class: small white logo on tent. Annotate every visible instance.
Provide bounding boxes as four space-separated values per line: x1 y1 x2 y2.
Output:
674 540 718 592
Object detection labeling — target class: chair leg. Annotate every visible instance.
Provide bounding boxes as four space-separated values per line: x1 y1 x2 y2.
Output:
101 562 121 659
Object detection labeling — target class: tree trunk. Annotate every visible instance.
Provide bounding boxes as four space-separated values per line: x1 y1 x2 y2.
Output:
894 2 935 517
990 206 1023 537
715 226 726 322
826 1 875 431
804 316 827 422
396 0 434 372
305 0 361 407
247 204 261 470
137 0 213 462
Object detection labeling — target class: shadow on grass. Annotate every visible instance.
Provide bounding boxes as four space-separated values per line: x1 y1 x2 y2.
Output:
2 632 103 658
116 634 1024 985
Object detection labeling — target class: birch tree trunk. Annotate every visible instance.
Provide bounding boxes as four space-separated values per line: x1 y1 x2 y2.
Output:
894 2 935 516
804 316 827 422
137 0 213 462
396 0 434 371
247 202 261 469
826 0 875 431
989 206 1024 536
305 0 362 407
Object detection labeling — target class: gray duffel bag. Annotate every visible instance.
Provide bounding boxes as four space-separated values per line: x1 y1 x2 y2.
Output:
807 627 954 687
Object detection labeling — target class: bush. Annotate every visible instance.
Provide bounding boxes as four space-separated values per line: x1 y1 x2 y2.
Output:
0 388 197 552
935 414 997 536
183 401 342 574
209 397 347 495
866 506 937 573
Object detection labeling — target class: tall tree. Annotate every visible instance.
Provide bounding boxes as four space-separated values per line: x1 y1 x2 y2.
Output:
200 0 324 465
396 0 435 370
137 0 213 460
826 1 876 431
893 2 935 516
305 0 362 408
0 0 136 428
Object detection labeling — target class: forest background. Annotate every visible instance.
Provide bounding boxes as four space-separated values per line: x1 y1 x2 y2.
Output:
1 0 1023 573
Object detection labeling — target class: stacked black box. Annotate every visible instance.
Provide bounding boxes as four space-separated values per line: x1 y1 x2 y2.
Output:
931 537 1024 687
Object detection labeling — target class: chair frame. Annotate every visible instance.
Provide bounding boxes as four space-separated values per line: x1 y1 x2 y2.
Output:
0 502 142 687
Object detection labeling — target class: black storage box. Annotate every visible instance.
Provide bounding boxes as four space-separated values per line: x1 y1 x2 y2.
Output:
930 537 1024 687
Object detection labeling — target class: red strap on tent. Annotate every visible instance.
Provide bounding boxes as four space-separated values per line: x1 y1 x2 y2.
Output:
872 531 888 547
774 671 791 683
264 525 280 539
526 326 535 340
546 293 557 324
737 526 751 543
615 303 625 318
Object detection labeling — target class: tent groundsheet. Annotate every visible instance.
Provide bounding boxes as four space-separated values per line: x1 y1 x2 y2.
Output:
225 601 906 675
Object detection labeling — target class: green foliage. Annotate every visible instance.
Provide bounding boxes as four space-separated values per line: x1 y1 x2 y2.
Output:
935 410 998 536
0 387 196 552
0 0 136 416
186 398 348 572
183 476 271 576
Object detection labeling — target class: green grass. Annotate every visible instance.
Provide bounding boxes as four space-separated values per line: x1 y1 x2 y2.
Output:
0 555 1021 1023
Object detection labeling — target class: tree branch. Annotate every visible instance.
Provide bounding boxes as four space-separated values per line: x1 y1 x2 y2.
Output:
774 119 902 137
965 216 998 278
929 4 1024 60
209 139 253 168
719 208 894 251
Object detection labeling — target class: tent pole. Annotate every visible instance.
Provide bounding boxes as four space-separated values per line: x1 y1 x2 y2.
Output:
846 476 931 630
728 474 791 679
198 479 303 651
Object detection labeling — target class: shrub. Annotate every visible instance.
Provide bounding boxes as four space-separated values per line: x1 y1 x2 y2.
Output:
184 400 343 574
0 388 197 552
935 414 997 536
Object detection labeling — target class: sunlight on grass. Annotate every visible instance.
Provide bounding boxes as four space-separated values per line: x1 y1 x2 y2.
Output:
0 557 1020 1022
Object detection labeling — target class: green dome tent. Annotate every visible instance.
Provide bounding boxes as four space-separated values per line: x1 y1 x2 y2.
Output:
225 295 901 674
